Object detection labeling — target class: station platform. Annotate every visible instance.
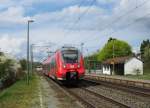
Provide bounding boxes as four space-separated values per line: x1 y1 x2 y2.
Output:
84 73 150 89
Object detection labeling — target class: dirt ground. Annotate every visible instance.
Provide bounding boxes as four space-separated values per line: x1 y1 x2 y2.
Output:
33 76 83 108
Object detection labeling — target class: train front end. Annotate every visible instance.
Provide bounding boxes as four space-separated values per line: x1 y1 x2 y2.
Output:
57 47 85 82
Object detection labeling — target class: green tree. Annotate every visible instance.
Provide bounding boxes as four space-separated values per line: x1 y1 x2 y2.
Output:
143 45 150 62
140 39 150 75
0 52 4 56
140 39 150 58
19 59 27 71
98 38 132 61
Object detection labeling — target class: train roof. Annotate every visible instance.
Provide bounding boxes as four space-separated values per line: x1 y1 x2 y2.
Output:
60 46 78 51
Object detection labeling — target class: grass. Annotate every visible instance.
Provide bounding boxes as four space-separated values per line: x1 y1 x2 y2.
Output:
0 74 39 108
125 74 150 80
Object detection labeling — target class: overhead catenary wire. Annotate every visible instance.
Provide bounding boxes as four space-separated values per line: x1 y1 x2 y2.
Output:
52 0 83 46
83 12 150 51
108 12 150 37
57 0 96 45
30 43 56 62
81 0 150 43
58 0 86 28
67 0 149 45
41 0 149 58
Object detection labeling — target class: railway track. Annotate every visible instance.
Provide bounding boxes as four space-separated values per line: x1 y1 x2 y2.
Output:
42 71 150 108
68 87 130 108
44 76 131 108
84 78 150 97
81 79 150 108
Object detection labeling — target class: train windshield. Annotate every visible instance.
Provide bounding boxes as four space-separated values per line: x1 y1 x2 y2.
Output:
62 50 79 63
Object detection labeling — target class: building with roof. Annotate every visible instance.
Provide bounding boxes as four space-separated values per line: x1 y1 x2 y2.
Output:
102 56 143 75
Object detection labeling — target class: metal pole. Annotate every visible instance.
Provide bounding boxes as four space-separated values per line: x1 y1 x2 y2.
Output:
27 21 30 85
30 44 33 76
26 20 34 85
86 49 91 73
112 39 115 75
81 43 84 54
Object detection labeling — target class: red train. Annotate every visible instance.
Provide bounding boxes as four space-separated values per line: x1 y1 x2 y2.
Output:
42 47 85 83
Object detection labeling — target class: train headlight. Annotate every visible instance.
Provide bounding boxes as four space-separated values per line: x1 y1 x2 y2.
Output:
77 64 80 68
63 65 66 68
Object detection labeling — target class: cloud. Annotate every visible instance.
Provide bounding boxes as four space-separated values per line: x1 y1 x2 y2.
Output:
26 1 150 52
33 5 106 30
0 0 76 9
0 35 25 55
0 6 31 26
0 0 150 59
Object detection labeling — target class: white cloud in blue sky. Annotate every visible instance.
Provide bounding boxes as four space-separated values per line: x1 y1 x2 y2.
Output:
0 0 150 61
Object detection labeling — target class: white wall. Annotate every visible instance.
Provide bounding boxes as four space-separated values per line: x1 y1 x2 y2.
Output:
124 58 143 75
102 65 111 75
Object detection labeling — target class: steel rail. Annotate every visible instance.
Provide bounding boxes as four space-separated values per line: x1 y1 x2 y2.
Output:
80 87 130 108
84 78 150 97
45 75 127 108
44 76 95 108
66 89 96 108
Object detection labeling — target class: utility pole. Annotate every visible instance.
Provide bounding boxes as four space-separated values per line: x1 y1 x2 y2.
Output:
86 49 91 73
30 44 34 76
112 39 115 75
27 20 34 85
81 42 84 54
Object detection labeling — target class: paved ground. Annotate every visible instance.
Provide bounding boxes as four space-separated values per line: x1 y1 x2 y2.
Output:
33 76 83 108
86 73 150 83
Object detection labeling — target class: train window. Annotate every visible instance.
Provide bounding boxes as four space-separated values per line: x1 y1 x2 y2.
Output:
62 50 79 63
50 56 56 68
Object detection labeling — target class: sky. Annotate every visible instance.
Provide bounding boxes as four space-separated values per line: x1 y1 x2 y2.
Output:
0 0 150 61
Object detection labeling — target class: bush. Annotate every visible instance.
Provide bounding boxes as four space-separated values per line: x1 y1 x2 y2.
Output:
0 54 25 89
